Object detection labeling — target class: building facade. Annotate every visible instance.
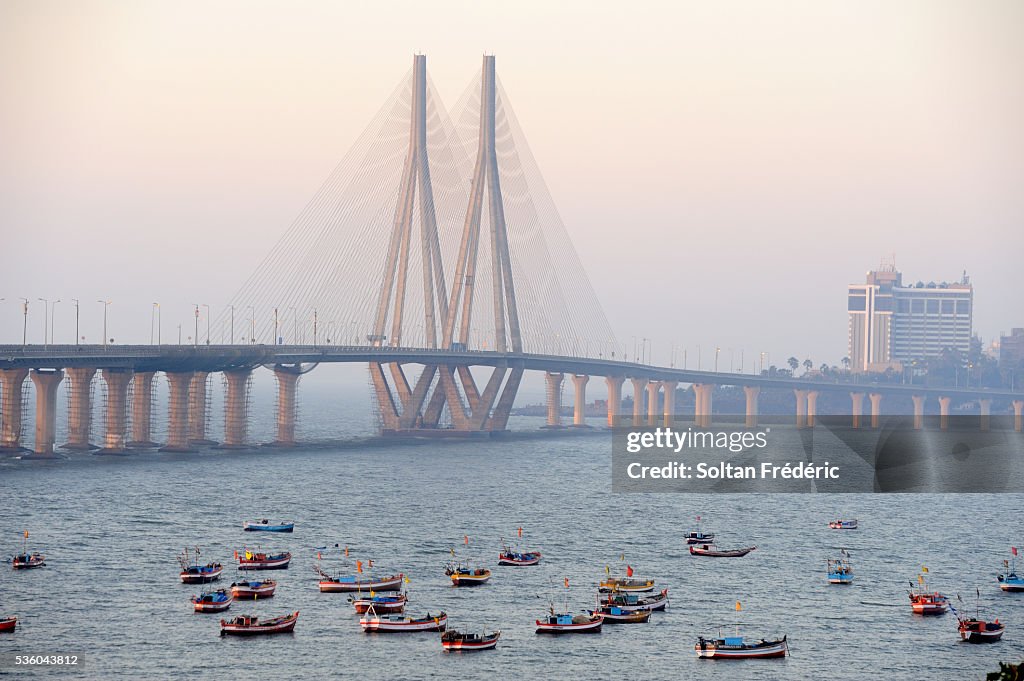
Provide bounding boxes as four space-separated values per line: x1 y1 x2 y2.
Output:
847 262 973 372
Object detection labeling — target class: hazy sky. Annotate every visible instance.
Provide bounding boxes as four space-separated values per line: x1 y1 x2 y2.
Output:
2 0 1021 367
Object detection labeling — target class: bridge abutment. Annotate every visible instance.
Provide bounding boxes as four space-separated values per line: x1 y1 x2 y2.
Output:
646 382 659 426
850 392 864 428
221 368 253 448
743 386 760 428
794 389 807 429
938 396 951 430
630 378 647 427
0 368 29 452
661 381 676 427
693 383 713 428
570 375 589 427
161 371 196 452
63 367 97 450
544 372 564 428
604 376 624 428
29 369 63 457
806 391 819 427
98 368 133 454
272 365 301 446
128 371 159 447
868 393 883 428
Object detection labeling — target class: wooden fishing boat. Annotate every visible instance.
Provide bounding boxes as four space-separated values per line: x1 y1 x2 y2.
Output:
598 588 669 612
689 544 756 558
315 567 404 593
536 611 603 634
909 591 948 615
179 547 222 583
192 589 233 613
445 562 491 586
243 520 294 533
0 616 16 633
997 550 1023 592
441 629 500 651
498 547 542 566
598 576 655 593
11 552 45 570
236 549 291 570
957 618 1005 643
230 579 277 599
220 611 299 636
350 592 407 614
827 555 854 584
589 605 651 623
685 530 716 545
696 634 788 659
829 519 858 530
360 610 447 633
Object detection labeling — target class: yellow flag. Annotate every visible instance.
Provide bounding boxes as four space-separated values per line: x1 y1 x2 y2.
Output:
404 576 410 584
918 575 924 584
24 531 29 539
605 565 610 575
921 566 928 573
370 590 375 597
620 554 624 561
735 601 742 611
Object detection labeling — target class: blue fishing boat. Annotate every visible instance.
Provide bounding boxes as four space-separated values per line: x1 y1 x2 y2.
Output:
827 550 853 584
243 520 294 533
192 588 233 613
997 548 1023 592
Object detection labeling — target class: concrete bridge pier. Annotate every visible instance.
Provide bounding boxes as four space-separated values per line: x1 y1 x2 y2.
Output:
645 382 659 426
979 398 991 432
869 393 883 428
1014 400 1023 433
630 378 647 427
98 369 133 454
693 384 713 428
189 371 217 446
544 372 564 428
794 389 807 429
850 392 864 429
161 371 195 452
128 372 159 448
570 374 589 427
604 376 624 428
63 367 98 450
272 365 302 446
806 391 819 427
0 368 29 452
661 381 676 427
221 368 253 448
911 395 925 430
743 386 760 428
938 396 951 431
30 369 63 457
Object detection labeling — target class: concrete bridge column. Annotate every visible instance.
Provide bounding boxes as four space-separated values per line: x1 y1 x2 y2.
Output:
188 371 217 445
806 391 819 427
30 369 63 457
794 389 807 429
661 381 677 427
694 384 713 428
850 392 864 429
64 367 97 450
911 395 925 430
979 398 991 432
571 375 589 427
938 396 951 431
99 369 133 453
646 382 659 426
222 368 253 448
868 393 883 429
544 372 564 428
630 378 647 427
273 366 301 445
1014 400 1023 433
743 386 760 428
128 372 158 448
161 371 195 452
604 376 624 428
0 368 29 451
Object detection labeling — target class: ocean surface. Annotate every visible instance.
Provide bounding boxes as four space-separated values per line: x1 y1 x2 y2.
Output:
1 384 1022 680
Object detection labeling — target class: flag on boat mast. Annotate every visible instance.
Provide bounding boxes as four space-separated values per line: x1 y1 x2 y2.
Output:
344 545 349 557
464 535 469 546
921 566 929 573
736 601 742 611
518 527 523 538
356 560 363 573
564 577 569 588
626 565 634 577
605 565 610 575
1013 547 1018 556
23 531 28 539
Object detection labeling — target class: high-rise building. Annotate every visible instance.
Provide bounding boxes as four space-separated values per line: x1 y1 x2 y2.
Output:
847 261 973 372
999 328 1024 370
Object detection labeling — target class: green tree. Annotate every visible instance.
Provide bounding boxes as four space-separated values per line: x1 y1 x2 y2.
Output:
787 357 799 373
802 359 813 374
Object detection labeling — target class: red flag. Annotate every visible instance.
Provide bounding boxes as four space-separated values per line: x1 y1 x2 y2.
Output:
356 560 363 573
626 565 634 577
696 516 701 522
317 552 322 560
368 559 374 568
233 550 239 560
564 577 569 588
1013 547 1018 556
464 535 469 546
518 527 523 538
344 546 349 557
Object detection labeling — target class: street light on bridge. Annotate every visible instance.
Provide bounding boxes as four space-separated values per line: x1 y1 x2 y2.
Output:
715 347 720 373
193 304 200 347
97 300 111 346
72 299 80 345
202 304 210 345
20 298 29 347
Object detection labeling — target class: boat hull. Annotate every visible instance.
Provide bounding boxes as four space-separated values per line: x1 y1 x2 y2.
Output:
497 554 541 566
911 603 948 615
243 522 294 532
829 521 858 530
599 589 669 612
220 612 298 636
998 578 1024 592
318 575 403 593
193 597 233 613
351 597 407 614
361 614 447 632
0 617 16 633
590 610 651 623
535 618 603 634
450 571 491 587
237 554 291 570
696 639 788 659
690 546 756 558
441 635 500 651
598 580 655 593
230 582 276 599
180 566 223 584
959 624 1005 643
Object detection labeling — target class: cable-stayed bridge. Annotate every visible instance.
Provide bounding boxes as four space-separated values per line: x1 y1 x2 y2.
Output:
1 56 1022 456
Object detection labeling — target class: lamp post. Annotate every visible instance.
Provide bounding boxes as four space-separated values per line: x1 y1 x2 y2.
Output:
51 299 60 346
273 307 279 345
72 299 80 345
20 298 29 347
247 306 255 344
202 304 210 345
37 298 50 348
193 304 200 347
715 347 721 373
97 300 111 347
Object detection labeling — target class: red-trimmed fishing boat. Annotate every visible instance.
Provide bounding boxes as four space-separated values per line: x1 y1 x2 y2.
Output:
958 618 1005 643
689 544 756 558
0 616 16 633
360 610 447 633
179 547 222 584
598 588 669 612
316 567 404 593
350 592 408 614
829 519 858 530
696 634 788 659
909 591 949 615
237 549 291 570
12 553 45 570
445 562 491 586
220 611 299 636
192 589 232 613
230 579 277 599
441 629 500 651
589 606 651 623
536 611 603 634
498 547 542 566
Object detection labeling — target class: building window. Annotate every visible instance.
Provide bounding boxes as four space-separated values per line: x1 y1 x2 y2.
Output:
956 299 971 314
912 299 924 313
848 295 866 312
941 300 954 314
926 299 939 314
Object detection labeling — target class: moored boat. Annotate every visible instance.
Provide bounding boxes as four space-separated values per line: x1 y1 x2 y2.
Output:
220 611 299 636
498 547 542 566
236 549 291 570
536 610 603 634
829 519 858 530
827 551 854 584
908 572 948 615
12 552 45 570
179 547 222 584
230 579 277 599
361 610 447 633
192 589 233 613
685 530 716 545
598 576 655 593
243 520 294 533
316 567 404 593
696 634 788 659
350 592 408 614
0 616 16 633
589 605 651 623
689 543 756 558
445 561 492 586
441 629 500 651
997 548 1023 592
598 588 669 612
951 589 1005 643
